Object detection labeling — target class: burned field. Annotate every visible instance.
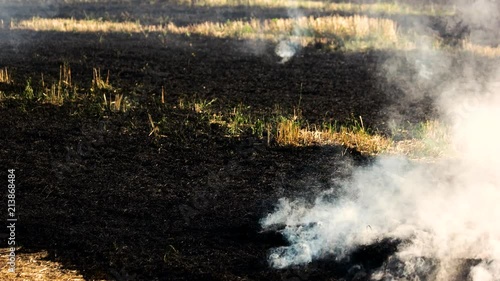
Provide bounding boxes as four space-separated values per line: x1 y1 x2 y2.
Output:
1 1 500 280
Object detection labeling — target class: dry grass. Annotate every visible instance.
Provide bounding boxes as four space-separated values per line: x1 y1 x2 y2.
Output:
13 16 398 39
0 67 12 84
0 248 86 281
4 64 76 105
13 17 144 33
180 0 325 9
11 17 500 55
176 99 393 154
148 113 163 138
161 86 166 105
41 83 66 105
277 123 393 155
4 65 130 113
200 102 393 154
270 115 450 158
188 15 398 45
462 41 500 57
90 68 128 112
13 16 400 50
59 63 72 88
103 93 128 112
1 65 452 158
333 126 393 155
13 16 500 55
388 120 450 159
91 68 112 91
174 98 449 157
274 115 392 155
178 98 217 114
21 15 500 56
40 64 75 105
275 117 302 146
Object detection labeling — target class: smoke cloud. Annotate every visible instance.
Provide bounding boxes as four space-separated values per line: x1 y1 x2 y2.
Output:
275 39 300 64
262 2 500 280
262 80 500 279
457 0 500 46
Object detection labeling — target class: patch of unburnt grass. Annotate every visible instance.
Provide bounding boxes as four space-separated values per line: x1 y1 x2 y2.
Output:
160 96 392 155
10 16 402 52
388 120 450 159
13 15 500 56
1 65 449 159
1 64 131 115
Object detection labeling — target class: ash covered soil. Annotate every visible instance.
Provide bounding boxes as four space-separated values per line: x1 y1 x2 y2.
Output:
0 2 497 280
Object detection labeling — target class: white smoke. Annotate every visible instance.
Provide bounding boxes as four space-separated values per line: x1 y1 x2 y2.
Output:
457 0 500 46
274 0 303 64
262 80 500 279
275 40 300 64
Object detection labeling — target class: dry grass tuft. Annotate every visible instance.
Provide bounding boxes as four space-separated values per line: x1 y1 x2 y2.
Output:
274 116 392 155
0 248 87 281
40 63 75 105
0 67 12 84
332 126 392 155
275 117 302 146
462 41 500 57
103 93 128 112
273 117 450 158
91 68 112 91
388 120 450 159
148 113 163 138
90 68 128 112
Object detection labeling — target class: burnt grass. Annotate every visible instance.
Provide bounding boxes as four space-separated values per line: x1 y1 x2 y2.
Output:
1 2 499 281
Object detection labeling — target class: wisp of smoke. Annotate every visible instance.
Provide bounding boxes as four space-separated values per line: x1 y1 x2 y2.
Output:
275 40 300 64
274 0 304 63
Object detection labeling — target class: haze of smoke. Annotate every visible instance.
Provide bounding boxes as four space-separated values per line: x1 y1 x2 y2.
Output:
457 0 500 46
0 1 61 54
0 0 60 19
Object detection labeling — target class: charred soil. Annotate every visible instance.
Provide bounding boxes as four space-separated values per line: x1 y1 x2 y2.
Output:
0 2 496 280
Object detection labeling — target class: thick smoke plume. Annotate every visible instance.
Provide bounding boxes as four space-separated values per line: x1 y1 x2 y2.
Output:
262 73 500 280
262 1 500 280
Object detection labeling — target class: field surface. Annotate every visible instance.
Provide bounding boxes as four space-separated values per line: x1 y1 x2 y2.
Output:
1 1 499 280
